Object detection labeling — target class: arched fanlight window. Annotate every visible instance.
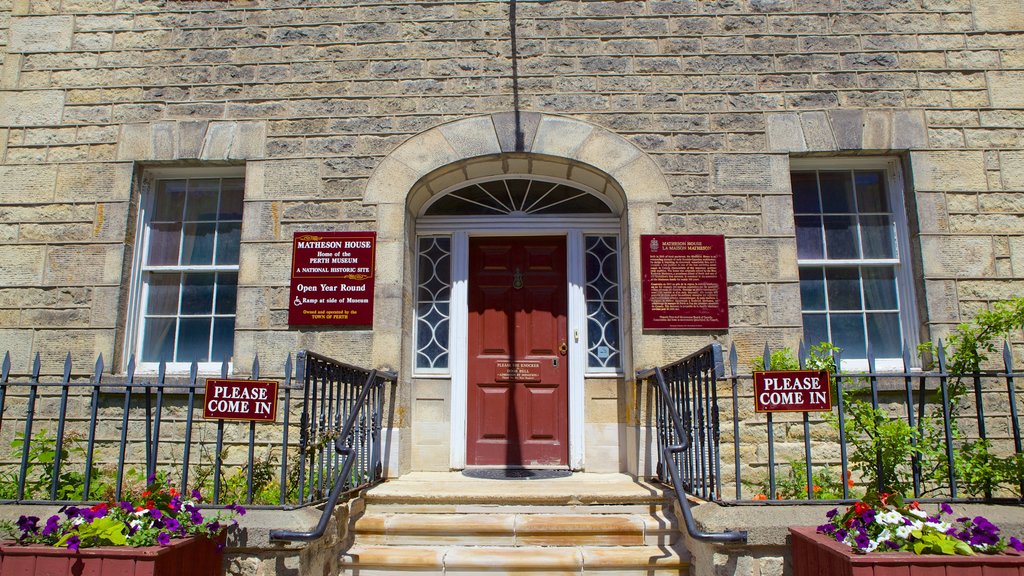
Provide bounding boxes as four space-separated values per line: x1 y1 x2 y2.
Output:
424 178 613 216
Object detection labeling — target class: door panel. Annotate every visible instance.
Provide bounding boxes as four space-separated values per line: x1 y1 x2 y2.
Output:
467 236 568 467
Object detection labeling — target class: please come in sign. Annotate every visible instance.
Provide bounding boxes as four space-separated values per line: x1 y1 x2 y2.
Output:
752 370 832 413
203 379 279 422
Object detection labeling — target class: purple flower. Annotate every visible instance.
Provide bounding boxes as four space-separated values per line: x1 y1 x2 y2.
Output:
156 531 171 546
817 523 836 534
226 503 246 516
63 506 80 519
957 517 970 523
206 521 221 534
150 509 162 520
826 508 839 519
42 515 60 536
147 472 158 485
861 509 876 525
835 529 848 541
66 535 80 552
164 517 181 533
16 515 39 534
940 503 954 515
190 510 204 525
119 501 134 513
169 495 181 512
885 540 899 550
854 531 871 550
191 488 203 501
1009 537 1024 552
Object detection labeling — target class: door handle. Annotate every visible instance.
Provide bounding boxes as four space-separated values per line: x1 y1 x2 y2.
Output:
559 342 567 356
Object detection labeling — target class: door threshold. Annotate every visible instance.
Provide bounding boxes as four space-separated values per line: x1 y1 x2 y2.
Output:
461 468 573 480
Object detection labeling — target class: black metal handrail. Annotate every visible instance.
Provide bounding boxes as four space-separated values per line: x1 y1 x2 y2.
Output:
637 342 747 544
270 352 397 542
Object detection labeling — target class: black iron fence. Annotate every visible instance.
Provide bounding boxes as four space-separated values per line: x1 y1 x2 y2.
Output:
0 350 396 512
640 340 1024 508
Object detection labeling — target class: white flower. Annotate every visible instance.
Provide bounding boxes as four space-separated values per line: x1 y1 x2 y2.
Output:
877 511 904 525
907 508 927 519
896 525 914 539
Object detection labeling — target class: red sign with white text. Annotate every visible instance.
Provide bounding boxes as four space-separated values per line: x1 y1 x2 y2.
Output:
203 379 279 422
288 231 375 326
641 234 728 329
753 370 832 413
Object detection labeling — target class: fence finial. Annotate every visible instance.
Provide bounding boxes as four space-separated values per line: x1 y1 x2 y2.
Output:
94 353 104 383
31 352 40 380
902 343 912 370
866 342 876 373
189 360 198 382
729 342 738 376
63 352 72 381
3 351 11 381
936 339 947 372
762 342 771 371
252 354 261 379
1004 341 1014 372
798 340 807 369
126 355 136 381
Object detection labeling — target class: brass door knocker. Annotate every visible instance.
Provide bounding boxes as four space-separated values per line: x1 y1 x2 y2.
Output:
512 267 524 290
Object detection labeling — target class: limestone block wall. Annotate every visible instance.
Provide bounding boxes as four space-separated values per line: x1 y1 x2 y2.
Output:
0 0 1020 477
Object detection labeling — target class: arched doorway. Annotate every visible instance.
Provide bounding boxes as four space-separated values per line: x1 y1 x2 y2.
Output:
363 113 672 473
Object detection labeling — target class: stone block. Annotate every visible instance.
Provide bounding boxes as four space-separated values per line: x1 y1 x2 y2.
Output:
862 110 892 150
1000 151 1024 189
973 0 1024 30
0 164 57 203
438 116 501 159
177 121 208 159
389 128 459 178
828 109 864 150
892 110 927 149
577 129 643 175
532 115 594 159
231 121 267 159
714 154 789 194
989 71 1024 107
0 246 45 286
765 113 806 152
491 111 541 153
0 91 64 126
920 236 995 277
914 192 949 233
1010 237 1024 277
910 151 987 191
800 111 837 151
9 16 73 52
258 160 320 201
726 238 798 283
201 121 236 160
924 279 960 323
43 244 124 285
117 123 152 160
54 162 133 202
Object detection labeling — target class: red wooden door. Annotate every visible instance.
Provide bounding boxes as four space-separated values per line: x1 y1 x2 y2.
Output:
467 236 568 467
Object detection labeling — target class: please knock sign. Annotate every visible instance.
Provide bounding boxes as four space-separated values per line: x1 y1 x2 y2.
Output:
753 370 832 413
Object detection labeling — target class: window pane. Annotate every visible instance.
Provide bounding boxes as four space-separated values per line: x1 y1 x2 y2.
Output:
826 267 862 310
860 215 894 259
795 216 824 259
176 318 211 362
181 222 216 265
185 179 220 221
802 313 829 347
831 313 866 358
863 267 898 310
417 238 451 302
818 171 855 213
823 215 859 259
211 317 235 363
220 178 244 220
799 267 826 310
416 302 449 369
791 172 821 214
855 171 888 213
180 272 215 315
141 317 175 363
585 236 621 370
153 180 186 221
146 273 180 315
215 222 241 265
867 312 901 358
215 272 238 314
146 223 182 266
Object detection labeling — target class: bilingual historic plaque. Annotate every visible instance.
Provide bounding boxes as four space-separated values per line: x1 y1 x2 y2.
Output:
641 234 728 329
288 231 376 326
203 379 279 422
753 370 832 413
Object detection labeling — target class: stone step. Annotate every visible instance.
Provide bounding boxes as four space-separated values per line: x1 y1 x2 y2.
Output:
339 544 689 575
353 510 680 547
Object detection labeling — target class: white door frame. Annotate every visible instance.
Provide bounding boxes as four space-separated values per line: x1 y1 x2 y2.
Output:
416 216 621 470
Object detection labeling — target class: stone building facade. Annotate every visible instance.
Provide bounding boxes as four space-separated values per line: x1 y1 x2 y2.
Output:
0 0 1022 479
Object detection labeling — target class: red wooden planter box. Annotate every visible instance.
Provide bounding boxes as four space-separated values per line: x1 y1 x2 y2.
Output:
0 533 226 576
791 526 1024 576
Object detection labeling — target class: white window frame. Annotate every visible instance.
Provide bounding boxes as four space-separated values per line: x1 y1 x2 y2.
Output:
124 166 246 375
790 157 920 372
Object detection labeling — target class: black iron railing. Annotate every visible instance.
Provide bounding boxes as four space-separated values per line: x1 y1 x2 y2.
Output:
0 349 396 515
723 341 1024 504
637 342 747 543
271 352 396 541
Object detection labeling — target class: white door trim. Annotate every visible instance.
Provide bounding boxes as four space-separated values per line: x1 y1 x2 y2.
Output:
422 218 619 470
